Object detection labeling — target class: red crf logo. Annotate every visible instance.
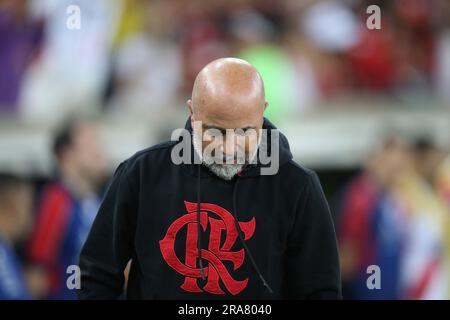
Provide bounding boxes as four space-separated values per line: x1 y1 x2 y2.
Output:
159 201 256 295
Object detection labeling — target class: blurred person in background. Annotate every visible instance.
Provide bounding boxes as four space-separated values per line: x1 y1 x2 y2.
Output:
433 151 450 296
19 0 121 122
230 5 299 123
0 173 33 299
434 0 450 103
108 0 183 118
338 137 410 299
0 0 44 114
299 0 359 99
27 119 108 299
395 138 450 299
340 136 450 299
434 153 450 206
413 138 447 186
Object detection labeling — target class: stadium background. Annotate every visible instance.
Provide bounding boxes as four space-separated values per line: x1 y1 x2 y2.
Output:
0 0 450 299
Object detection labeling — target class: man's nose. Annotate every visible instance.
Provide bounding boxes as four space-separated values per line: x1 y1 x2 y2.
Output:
222 138 236 158
222 134 237 158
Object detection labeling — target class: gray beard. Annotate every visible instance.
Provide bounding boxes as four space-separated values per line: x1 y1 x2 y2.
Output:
192 132 244 181
203 162 243 181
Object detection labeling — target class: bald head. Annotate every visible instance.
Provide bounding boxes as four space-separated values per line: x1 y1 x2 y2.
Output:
188 58 268 174
189 58 267 129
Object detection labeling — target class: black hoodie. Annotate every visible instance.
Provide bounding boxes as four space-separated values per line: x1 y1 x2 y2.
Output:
78 118 341 300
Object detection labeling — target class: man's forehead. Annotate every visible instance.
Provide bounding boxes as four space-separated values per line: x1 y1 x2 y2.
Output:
194 97 263 125
195 88 263 111
194 110 262 130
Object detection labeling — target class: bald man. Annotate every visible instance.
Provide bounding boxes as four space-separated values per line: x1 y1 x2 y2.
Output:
79 58 341 300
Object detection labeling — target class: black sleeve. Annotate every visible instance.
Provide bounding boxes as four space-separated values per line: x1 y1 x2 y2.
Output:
78 161 137 299
283 171 342 299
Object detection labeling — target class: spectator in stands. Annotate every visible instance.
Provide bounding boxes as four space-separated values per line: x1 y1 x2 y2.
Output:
27 119 108 299
339 137 411 299
0 0 44 114
0 173 33 299
396 138 450 299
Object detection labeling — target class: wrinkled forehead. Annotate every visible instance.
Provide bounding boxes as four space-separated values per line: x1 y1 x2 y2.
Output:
194 99 264 129
192 85 265 129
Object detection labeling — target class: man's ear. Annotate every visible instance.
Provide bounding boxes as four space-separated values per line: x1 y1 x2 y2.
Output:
264 100 268 111
187 99 193 116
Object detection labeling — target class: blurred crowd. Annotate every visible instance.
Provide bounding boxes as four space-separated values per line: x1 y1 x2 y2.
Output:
338 135 450 299
1 0 450 299
0 119 108 299
1 119 449 299
1 0 450 124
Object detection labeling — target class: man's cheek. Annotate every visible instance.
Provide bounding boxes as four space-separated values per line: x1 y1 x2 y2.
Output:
203 139 223 158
